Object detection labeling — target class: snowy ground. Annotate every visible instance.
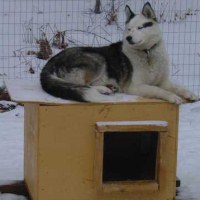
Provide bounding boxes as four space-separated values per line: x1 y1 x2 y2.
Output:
0 101 200 200
0 193 26 200
176 102 200 200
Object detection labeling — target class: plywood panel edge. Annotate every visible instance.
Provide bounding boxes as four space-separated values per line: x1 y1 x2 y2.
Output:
173 104 180 198
24 103 40 200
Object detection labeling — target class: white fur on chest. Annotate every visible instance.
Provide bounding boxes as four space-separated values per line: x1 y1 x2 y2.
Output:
123 41 169 87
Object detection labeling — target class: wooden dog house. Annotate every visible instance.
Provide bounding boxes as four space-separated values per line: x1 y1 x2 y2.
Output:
6 80 179 200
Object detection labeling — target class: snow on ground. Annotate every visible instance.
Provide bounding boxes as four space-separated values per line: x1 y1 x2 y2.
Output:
0 193 26 200
177 102 200 200
0 105 24 180
0 101 200 199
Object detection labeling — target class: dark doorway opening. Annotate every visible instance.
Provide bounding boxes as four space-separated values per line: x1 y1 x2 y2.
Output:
103 131 158 182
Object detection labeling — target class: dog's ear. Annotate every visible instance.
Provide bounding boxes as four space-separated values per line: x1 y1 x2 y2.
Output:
125 5 135 23
142 2 157 22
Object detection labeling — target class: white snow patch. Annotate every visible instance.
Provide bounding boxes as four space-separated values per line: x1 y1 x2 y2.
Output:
0 105 24 180
0 101 17 107
176 101 200 200
96 121 168 127
0 193 27 200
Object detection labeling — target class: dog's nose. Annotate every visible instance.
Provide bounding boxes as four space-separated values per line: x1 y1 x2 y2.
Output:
126 36 132 42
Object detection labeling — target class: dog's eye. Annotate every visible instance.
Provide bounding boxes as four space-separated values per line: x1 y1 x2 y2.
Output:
138 22 153 30
128 28 131 31
143 22 153 28
138 26 143 30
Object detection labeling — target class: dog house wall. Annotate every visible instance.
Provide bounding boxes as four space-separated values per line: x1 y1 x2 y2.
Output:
24 101 179 200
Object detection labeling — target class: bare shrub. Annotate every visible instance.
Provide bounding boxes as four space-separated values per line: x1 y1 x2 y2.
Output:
36 33 52 60
52 31 68 49
105 0 118 25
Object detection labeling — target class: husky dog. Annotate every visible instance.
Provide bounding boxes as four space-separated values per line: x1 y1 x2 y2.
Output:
40 2 199 103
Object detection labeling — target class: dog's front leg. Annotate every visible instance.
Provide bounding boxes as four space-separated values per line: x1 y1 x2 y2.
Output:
127 84 183 104
160 80 199 102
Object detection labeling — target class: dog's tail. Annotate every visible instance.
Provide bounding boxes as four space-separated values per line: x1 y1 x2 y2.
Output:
40 70 109 102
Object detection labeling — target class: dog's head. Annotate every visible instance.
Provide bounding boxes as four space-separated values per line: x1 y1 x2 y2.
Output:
123 2 161 50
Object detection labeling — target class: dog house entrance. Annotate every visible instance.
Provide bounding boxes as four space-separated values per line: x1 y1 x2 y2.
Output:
103 131 158 182
95 121 168 192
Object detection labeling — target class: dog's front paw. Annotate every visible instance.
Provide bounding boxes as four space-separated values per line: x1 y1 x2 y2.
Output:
93 86 113 95
168 94 183 104
181 90 199 102
106 84 119 93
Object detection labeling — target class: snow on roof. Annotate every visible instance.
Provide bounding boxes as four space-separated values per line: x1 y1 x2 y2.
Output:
5 79 165 105
96 120 168 127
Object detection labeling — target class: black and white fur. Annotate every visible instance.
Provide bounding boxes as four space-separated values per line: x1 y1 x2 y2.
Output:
40 2 199 103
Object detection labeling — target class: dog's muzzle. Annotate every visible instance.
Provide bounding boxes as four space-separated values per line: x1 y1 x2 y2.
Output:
126 36 135 45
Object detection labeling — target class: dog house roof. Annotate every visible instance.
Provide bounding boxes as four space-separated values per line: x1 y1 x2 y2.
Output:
5 79 165 105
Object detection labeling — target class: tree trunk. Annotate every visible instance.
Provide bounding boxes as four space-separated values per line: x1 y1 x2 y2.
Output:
94 0 101 14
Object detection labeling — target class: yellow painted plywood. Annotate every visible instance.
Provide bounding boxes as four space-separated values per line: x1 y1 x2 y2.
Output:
23 102 179 200
24 104 39 200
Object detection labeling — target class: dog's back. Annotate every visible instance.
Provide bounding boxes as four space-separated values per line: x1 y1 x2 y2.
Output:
40 42 132 102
